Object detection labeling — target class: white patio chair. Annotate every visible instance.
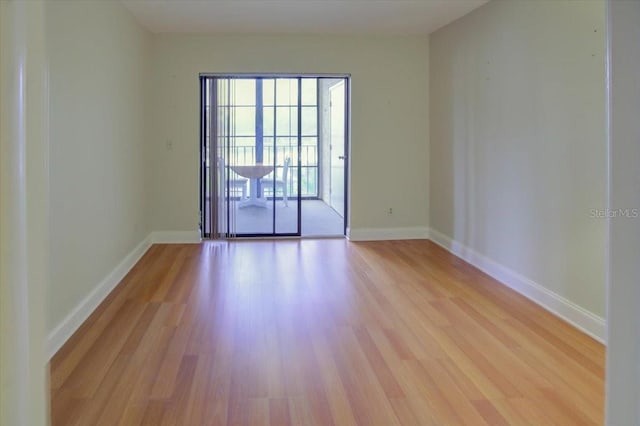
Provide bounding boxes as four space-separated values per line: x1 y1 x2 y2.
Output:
275 157 290 206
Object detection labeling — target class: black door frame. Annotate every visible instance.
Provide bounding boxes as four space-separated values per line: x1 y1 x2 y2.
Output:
199 73 350 239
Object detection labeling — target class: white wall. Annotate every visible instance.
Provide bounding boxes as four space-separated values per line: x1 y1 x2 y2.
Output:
1 1 49 424
429 0 607 324
47 0 150 341
148 34 429 235
606 0 640 423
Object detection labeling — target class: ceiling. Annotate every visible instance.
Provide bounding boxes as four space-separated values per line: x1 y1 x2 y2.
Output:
120 0 489 35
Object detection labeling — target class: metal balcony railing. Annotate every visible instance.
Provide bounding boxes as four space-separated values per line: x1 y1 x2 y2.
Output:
208 144 319 198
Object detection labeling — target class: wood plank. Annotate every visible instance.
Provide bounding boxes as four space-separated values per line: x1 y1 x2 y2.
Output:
49 245 160 389
50 240 605 425
268 398 292 426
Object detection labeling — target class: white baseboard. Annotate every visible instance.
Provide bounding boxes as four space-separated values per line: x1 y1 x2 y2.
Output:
46 229 201 359
347 227 430 241
150 230 201 244
47 234 153 359
428 228 606 343
47 226 604 361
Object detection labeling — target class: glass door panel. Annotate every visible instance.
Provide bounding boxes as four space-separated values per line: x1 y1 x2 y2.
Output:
201 76 302 238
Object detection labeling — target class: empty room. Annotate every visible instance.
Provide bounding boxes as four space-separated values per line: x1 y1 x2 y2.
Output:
1 0 639 425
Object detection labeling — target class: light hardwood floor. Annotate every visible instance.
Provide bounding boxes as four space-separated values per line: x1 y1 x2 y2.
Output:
50 239 604 425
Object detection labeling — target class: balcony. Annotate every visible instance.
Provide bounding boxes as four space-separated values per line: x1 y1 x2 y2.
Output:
204 144 343 236
226 144 318 197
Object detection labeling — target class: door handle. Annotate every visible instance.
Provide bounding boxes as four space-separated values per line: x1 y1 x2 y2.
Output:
338 156 345 160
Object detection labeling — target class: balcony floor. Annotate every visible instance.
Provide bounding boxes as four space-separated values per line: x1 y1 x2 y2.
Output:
231 199 344 236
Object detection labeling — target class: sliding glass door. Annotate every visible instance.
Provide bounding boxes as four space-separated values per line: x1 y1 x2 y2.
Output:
201 74 349 239
201 76 304 237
